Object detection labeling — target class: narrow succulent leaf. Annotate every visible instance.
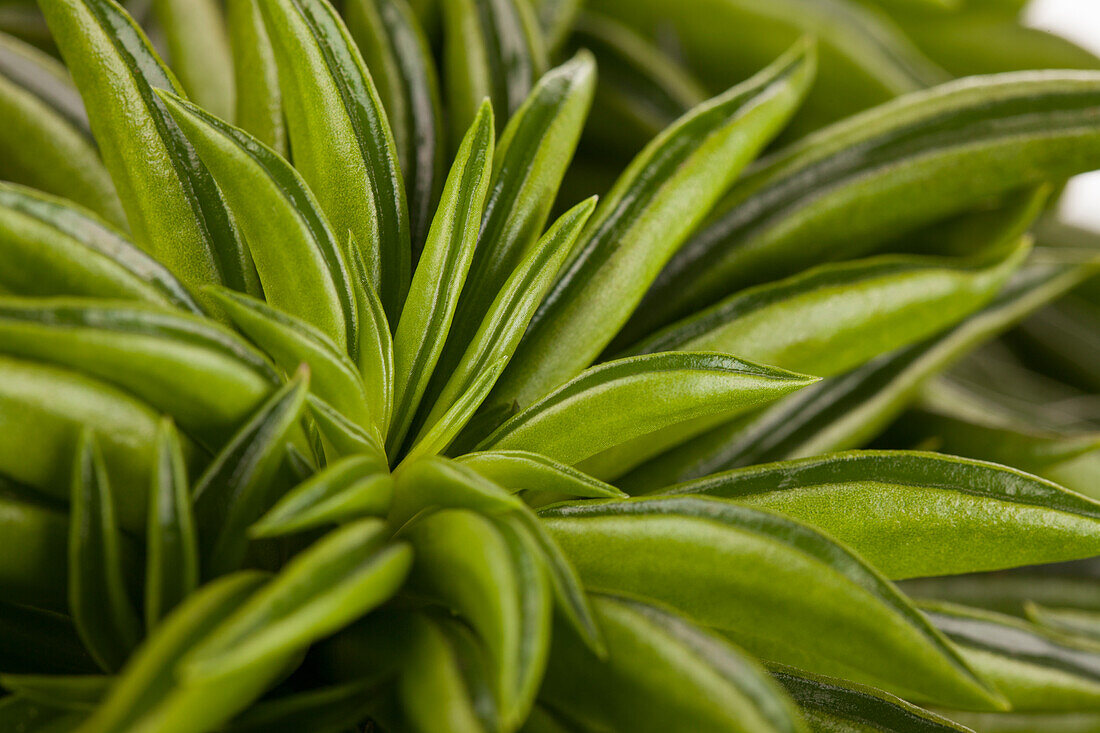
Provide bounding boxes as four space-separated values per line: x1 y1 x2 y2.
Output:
0 32 123 226
345 0 444 251
307 393 388 462
37 0 257 299
901 570 1100 620
390 455 524 527
207 287 374 431
404 357 508 464
493 42 816 407
531 0 580 52
480 352 818 472
193 368 310 578
541 593 808 733
75 571 274 733
665 451 1100 579
0 492 70 611
222 681 377 733
0 674 109 712
771 667 974 733
925 602 1100 711
421 196 597 439
68 431 140 672
633 71 1100 336
251 454 393 538
389 102 495 454
346 242 395 433
0 355 165 530
621 260 1100 491
444 54 596 366
157 90 356 351
186 519 411 681
0 601 98 675
625 241 1030 379
0 298 279 450
258 0 411 321
456 450 626 501
0 183 201 311
145 419 199 630
441 0 547 141
227 0 286 155
150 0 235 120
539 497 1003 709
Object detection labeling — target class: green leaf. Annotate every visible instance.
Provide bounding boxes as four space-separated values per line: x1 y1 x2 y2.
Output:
771 667 973 733
68 431 140 672
664 450 1100 579
144 419 198 630
419 197 597 443
943 710 1100 733
250 454 393 538
0 31 123 226
307 393 387 462
183 519 412 680
345 0 444 250
193 368 310 578
222 681 377 733
541 593 807 733
151 0 235 120
0 298 279 450
0 601 97 675
389 101 495 454
206 287 374 431
37 0 257 300
226 0 286 156
531 0 581 53
0 183 200 311
258 0 411 321
493 41 816 407
390 455 524 527
925 602 1100 711
633 72 1100 336
456 450 626 501
901 571 1100 620
625 240 1030 379
479 352 818 473
0 674 109 712
440 0 547 142
346 241 394 434
0 492 69 611
539 496 1003 709
1026 604 1100 644
157 90 356 351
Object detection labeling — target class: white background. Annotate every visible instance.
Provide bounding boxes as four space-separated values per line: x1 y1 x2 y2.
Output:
1026 0 1100 228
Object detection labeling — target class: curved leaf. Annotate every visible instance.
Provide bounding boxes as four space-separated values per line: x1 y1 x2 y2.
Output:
307 393 387 462
151 0 235 120
346 241 394 434
456 450 626 501
227 0 286 155
390 455 524 527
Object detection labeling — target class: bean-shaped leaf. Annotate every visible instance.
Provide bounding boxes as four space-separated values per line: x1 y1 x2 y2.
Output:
183 518 412 680
258 0 411 321
207 287 373 431
0 183 200 311
390 455 524 527
37 0 257 299
0 355 166 530
345 0 444 251
157 90 356 351
456 450 626 501
626 240 1029 379
75 571 273 733
441 0 547 141
0 31 123 226
0 298 279 450
227 0 286 155
443 52 596 366
493 41 816 408
541 593 807 733
193 368 310 578
621 260 1100 491
664 450 1100 579
388 102 495 454
346 242 394 434
251 454 393 538
69 431 140 672
418 197 597 442
145 419 198 630
632 71 1100 336
0 491 69 611
925 602 1100 711
479 352 817 471
151 0 235 120
539 496 1003 709
771 666 973 733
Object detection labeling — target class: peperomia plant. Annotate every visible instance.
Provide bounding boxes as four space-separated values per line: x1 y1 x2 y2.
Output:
1 0 1100 731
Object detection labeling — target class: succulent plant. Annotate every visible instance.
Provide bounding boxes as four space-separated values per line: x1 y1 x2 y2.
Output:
1 0 1100 731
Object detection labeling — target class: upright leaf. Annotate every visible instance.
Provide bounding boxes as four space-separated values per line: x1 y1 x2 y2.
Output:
151 0 235 120
227 0 286 155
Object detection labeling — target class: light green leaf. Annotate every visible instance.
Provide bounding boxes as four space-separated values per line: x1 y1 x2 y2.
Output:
307 393 387 462
151 0 235 120
390 455 524 527
227 0 286 155
493 41 816 407
456 450 626 501
540 496 1003 709
346 241 394 435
